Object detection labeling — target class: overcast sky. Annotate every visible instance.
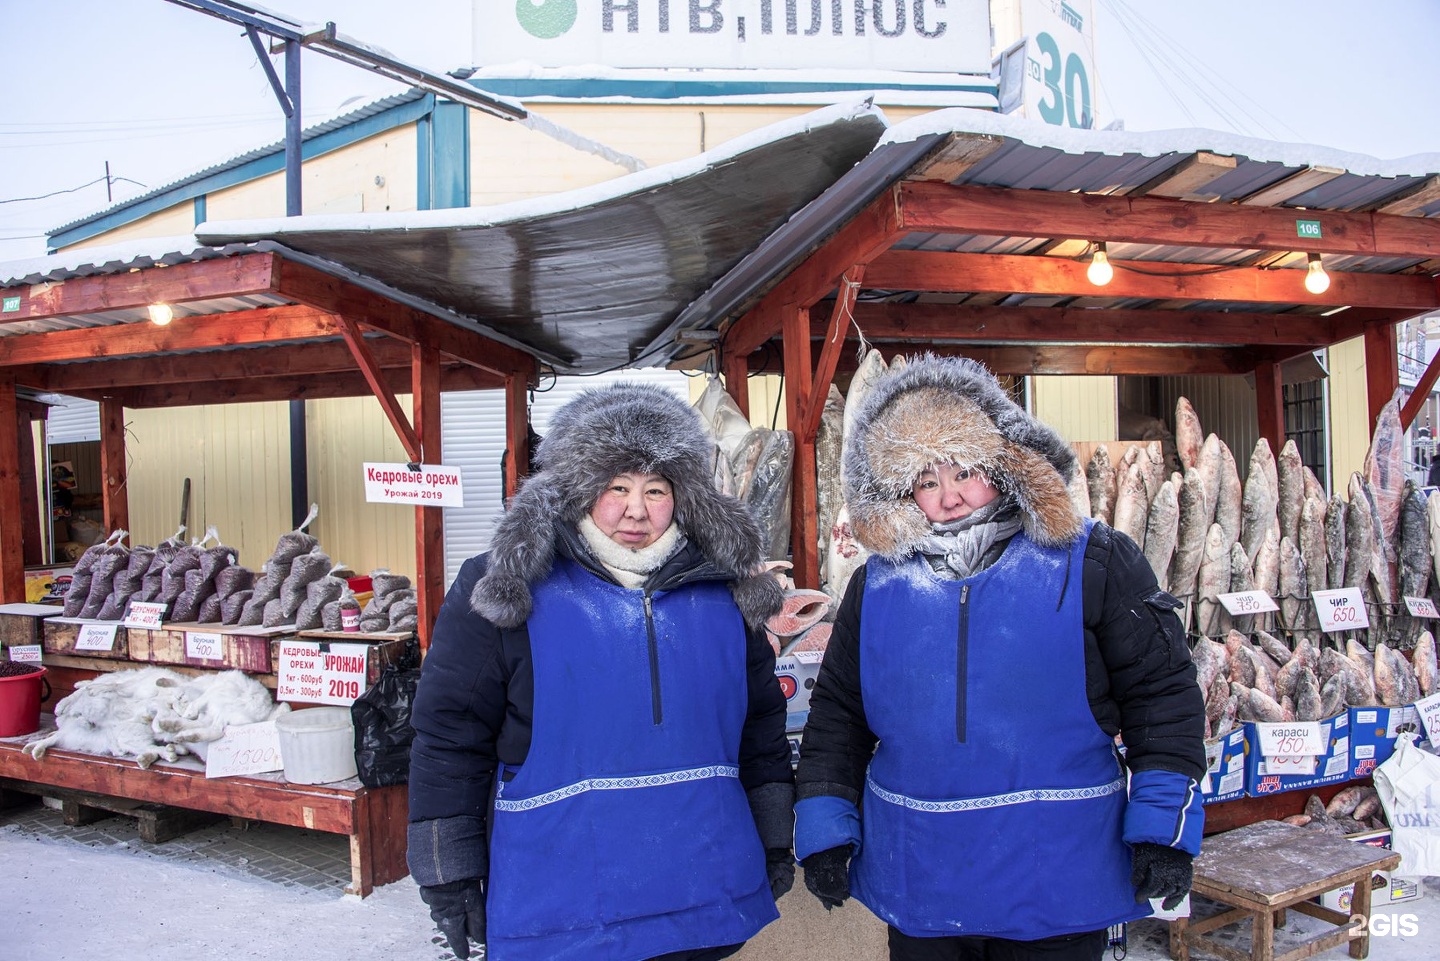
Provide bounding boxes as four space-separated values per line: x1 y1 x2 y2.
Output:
1 0 1437 264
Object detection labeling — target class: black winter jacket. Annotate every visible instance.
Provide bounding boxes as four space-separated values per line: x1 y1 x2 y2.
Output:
797 522 1206 804
408 524 794 887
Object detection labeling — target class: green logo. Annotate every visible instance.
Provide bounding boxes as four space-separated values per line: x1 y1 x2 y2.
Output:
1296 220 1322 239
1 295 19 313
516 0 577 39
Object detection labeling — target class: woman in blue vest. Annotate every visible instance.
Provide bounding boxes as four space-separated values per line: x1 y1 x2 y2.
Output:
794 355 1206 961
407 383 795 961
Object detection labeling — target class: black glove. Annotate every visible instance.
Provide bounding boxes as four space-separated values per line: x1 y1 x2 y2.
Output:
419 879 486 959
765 847 796 901
801 845 851 910
1131 842 1193 911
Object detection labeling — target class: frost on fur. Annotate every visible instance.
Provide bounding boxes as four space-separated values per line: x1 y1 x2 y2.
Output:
22 667 287 769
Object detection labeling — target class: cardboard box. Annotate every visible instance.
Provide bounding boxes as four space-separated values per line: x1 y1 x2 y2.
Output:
1313 830 1424 910
1201 728 1248 804
1349 705 1423 779
1244 713 1351 796
775 650 823 733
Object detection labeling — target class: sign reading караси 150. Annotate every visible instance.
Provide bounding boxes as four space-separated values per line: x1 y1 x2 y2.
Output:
475 1 992 74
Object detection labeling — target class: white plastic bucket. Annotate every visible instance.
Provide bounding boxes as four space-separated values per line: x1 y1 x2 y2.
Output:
275 707 358 784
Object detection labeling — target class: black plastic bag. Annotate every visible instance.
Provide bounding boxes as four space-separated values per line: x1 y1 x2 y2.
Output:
351 664 420 787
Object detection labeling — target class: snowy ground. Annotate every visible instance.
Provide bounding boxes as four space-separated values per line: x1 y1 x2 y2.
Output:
5 805 1440 961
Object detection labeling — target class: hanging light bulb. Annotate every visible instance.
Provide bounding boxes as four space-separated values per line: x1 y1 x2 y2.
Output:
1086 242 1113 286
147 303 174 326
1303 253 1330 295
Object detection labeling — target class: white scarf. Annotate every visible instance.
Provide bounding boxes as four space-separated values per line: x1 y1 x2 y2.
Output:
577 514 684 588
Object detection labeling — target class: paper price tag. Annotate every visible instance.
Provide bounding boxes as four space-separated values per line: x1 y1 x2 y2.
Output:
1311 587 1370 632
1417 693 1440 744
8 644 42 663
277 640 369 705
1256 721 1325 757
1261 753 1318 776
185 631 224 661
123 601 168 630
1218 591 1279 615
74 623 118 651
1404 596 1440 618
204 720 285 778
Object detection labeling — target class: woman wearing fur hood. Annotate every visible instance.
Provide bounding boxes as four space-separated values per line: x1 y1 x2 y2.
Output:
407 383 794 961
794 356 1206 961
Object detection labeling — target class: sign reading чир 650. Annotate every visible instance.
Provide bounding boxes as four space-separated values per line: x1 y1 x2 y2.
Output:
473 0 991 74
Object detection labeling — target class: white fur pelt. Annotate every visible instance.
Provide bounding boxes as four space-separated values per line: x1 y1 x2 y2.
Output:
23 667 289 769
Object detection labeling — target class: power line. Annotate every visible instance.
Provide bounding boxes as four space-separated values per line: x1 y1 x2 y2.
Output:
0 175 146 205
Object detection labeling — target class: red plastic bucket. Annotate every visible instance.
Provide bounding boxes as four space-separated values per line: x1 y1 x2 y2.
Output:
0 666 48 738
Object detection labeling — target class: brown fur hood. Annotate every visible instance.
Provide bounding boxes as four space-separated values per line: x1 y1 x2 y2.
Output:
471 382 783 630
843 355 1082 560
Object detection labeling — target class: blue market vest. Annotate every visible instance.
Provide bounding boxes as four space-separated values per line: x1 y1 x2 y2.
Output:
485 558 776 961
852 521 1144 939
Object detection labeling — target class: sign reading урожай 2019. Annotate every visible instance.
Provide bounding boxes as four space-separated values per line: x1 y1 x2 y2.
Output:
363 463 464 508
476 1 991 74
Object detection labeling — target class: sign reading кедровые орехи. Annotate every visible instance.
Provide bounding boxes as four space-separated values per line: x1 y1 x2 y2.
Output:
363 463 464 508
477 0 990 73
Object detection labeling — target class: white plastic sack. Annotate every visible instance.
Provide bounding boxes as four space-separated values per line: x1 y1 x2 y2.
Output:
1373 732 1440 876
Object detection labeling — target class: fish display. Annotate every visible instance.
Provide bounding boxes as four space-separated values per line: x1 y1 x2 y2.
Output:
1277 439 1306 547
1086 445 1118 527
1196 524 1232 637
1175 397 1205 472
1143 480 1179 591
1168 467 1209 602
1240 439 1278 564
1111 456 1150 549
1363 388 1405 545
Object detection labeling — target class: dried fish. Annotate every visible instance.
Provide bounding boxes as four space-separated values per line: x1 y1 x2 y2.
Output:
1227 543 1255 633
841 348 889 446
1319 673 1347 718
1175 397 1204 473
1168 467 1209 601
1398 484 1432 599
1196 524 1233 637
1325 495 1348 590
1239 684 1287 723
1414 630 1438 698
1345 638 1377 696
1215 440 1243 548
1086 446 1118 527
1241 439 1278 564
1191 634 1231 696
1111 458 1150 549
824 503 869 607
1373 641 1419 706
1298 496 1328 605
814 385 846 580
1302 466 1327 505
1293 667 1324 721
1343 476 1374 591
1256 630 1293 667
1066 463 1092 521
1277 439 1306 547
1143 480 1179 590
1429 492 1440 588
1141 443 1167 503
744 430 794 561
1362 387 1405 545
1197 434 1224 529
1278 535 1308 633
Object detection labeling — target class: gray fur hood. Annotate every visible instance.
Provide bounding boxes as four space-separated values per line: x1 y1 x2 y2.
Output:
472 382 783 629
843 354 1082 559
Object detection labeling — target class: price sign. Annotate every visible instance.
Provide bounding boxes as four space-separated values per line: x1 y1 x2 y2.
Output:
1311 587 1370 632
185 631 224 661
123 601 168 630
74 622 118 651
1261 753 1318 776
1218 591 1279 616
1417 692 1440 743
1404 596 1440 618
363 462 465 507
277 640 369 705
8 644 42 663
1257 721 1325 757
204 720 284 778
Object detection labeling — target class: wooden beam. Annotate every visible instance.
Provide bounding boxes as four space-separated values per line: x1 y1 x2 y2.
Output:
1254 361 1285 457
751 343 1277 377
99 398 129 539
1401 349 1440 431
0 305 339 367
1 253 280 323
722 349 750 420
82 365 498 408
863 250 1440 311
724 189 904 356
0 374 22 601
1238 166 1345 207
336 315 420 462
802 266 863 439
273 259 536 380
1374 176 1440 217
1123 152 1237 200
782 304 818 589
503 372 529 499
839 302 1379 347
412 343 443 652
1363 321 1400 429
897 182 1440 259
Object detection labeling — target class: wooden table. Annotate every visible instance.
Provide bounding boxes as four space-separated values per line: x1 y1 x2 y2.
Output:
1169 820 1401 961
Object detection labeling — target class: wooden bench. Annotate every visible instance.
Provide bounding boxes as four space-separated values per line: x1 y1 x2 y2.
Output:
1169 820 1402 961
0 733 408 897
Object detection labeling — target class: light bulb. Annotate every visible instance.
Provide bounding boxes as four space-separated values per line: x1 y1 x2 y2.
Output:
1303 253 1330 295
1086 243 1113 286
147 303 174 326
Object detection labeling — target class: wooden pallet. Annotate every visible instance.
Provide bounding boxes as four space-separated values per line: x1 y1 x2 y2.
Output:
0 780 226 842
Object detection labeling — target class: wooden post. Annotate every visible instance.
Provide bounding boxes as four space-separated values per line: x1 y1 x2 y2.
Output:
503 371 529 499
722 347 751 421
1253 361 1285 458
17 404 43 565
99 397 129 538
1363 321 1400 429
0 375 22 602
782 303 818 589
412 343 443 651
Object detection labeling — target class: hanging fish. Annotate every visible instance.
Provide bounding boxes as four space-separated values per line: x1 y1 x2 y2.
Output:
1361 477 1396 605
1175 397 1205 473
1398 484 1432 644
1298 496 1328 605
1143 480 1179 591
1215 440 1243 548
1277 439 1306 547
1324 495 1348 591
814 385 846 581
745 430 795 562
1278 535 1308 633
1241 439 1279 564
1362 388 1405 545
1343 476 1374 591
1168 467 1209 603
841 348 889 447
1086 445 1118 527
